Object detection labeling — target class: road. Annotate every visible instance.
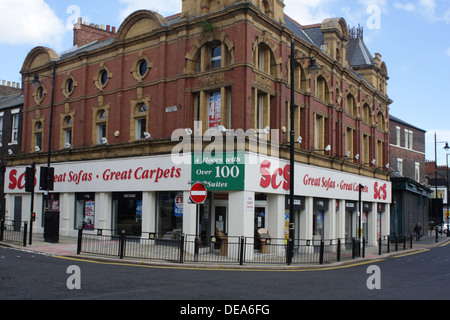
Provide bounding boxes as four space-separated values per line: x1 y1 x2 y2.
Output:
1 241 449 306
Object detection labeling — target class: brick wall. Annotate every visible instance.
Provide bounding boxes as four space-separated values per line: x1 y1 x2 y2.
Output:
389 117 426 183
73 18 116 47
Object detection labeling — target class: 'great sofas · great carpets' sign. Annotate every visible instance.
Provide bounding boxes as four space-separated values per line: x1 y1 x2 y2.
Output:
6 155 190 193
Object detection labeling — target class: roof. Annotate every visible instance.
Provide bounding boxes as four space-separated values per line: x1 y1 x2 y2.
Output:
389 114 426 132
284 15 315 45
346 37 374 67
0 93 23 110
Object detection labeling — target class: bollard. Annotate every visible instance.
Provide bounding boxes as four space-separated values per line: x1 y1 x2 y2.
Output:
23 222 28 247
239 236 245 265
378 237 382 255
0 219 4 241
435 227 439 243
362 238 365 258
337 239 341 262
77 227 83 255
352 238 356 259
179 234 185 263
119 230 126 259
319 240 324 264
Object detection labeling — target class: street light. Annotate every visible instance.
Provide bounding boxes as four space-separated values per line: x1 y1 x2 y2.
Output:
32 60 56 194
434 133 449 234
32 60 57 243
288 37 320 264
446 153 450 237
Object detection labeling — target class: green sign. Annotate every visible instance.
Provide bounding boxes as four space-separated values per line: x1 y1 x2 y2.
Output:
192 151 245 190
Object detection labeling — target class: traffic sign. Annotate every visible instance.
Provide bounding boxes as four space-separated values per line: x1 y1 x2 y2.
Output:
190 183 207 204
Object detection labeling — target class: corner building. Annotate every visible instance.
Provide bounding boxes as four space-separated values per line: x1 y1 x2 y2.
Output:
6 0 391 250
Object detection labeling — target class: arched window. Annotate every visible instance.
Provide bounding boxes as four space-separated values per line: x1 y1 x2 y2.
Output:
135 103 148 140
257 43 276 76
34 121 43 151
63 116 73 148
362 104 372 124
291 61 307 91
97 110 107 144
316 76 330 103
346 94 358 117
377 112 385 131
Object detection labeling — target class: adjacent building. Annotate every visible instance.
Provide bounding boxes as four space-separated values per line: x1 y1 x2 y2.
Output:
4 0 392 250
389 115 430 236
425 161 448 227
0 81 24 220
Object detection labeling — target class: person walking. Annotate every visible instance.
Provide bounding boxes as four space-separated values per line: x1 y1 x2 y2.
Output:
414 222 422 241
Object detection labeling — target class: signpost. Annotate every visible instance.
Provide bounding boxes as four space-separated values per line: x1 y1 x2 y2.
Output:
190 182 207 204
190 182 207 261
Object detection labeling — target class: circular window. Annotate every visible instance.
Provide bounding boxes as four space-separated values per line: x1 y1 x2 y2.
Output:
66 78 74 94
37 86 45 101
99 69 108 86
138 59 148 77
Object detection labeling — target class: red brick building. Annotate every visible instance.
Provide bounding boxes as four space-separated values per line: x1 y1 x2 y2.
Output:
6 1 392 250
389 115 430 236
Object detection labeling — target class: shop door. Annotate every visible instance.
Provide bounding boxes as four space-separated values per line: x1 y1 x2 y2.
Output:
13 196 22 231
112 193 142 236
345 210 353 239
363 211 369 240
214 206 227 234
254 207 266 249
214 206 227 249
313 211 324 241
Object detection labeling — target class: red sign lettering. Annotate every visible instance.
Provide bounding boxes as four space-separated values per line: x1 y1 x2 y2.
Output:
259 160 290 191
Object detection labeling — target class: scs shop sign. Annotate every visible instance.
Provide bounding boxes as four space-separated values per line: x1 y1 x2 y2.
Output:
257 159 390 202
8 169 29 190
374 182 387 200
259 160 290 190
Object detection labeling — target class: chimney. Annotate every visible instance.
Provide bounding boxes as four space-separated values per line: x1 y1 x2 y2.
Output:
73 17 116 47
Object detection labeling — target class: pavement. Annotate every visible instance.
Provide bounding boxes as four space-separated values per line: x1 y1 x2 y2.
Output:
1 232 449 270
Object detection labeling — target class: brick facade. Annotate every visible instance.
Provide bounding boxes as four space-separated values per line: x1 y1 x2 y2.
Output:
389 115 426 183
15 2 391 183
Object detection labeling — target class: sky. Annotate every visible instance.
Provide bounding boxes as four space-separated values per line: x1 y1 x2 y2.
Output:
1 0 450 165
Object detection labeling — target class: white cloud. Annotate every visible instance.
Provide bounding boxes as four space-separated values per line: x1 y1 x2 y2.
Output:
393 2 416 12
0 0 65 46
118 0 181 22
446 48 450 57
419 0 438 21
284 0 334 25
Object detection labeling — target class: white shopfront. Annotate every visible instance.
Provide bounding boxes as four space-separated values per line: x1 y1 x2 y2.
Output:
4 155 191 237
244 154 391 246
4 153 390 246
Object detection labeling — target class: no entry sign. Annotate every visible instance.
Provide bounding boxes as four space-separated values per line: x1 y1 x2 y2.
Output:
190 182 207 204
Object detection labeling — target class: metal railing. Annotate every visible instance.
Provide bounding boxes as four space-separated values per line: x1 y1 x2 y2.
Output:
378 235 413 255
77 228 403 265
0 219 28 247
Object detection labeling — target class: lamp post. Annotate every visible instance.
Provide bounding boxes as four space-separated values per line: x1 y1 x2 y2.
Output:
288 37 319 265
32 60 56 242
434 132 450 233
447 153 450 237
32 60 56 193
